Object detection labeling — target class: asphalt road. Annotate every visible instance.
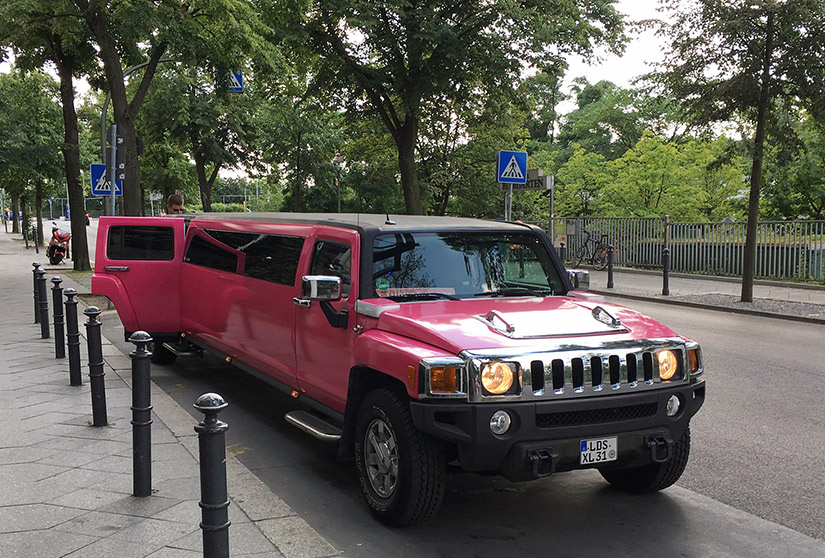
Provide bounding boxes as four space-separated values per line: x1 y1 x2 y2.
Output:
97 286 825 556
623 299 825 541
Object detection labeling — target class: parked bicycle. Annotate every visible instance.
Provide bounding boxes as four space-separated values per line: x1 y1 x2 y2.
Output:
574 228 610 270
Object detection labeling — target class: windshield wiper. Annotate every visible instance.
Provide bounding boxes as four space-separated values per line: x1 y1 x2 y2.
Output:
474 287 549 298
389 292 460 301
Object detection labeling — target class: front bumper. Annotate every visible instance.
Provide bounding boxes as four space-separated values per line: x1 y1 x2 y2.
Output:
410 379 705 481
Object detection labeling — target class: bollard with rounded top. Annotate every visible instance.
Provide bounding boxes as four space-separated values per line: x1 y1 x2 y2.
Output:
64 288 82 386
559 242 566 261
607 245 615 289
32 262 41 323
130 332 153 497
84 306 108 426
36 269 50 338
662 247 671 296
51 277 65 358
194 393 230 558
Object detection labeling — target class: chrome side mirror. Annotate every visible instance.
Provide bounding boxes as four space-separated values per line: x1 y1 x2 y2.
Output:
301 275 342 301
568 269 590 291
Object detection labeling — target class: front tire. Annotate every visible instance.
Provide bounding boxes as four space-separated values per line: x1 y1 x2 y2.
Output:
600 428 691 493
354 388 446 526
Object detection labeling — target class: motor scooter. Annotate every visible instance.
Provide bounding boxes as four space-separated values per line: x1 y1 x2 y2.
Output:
47 222 71 265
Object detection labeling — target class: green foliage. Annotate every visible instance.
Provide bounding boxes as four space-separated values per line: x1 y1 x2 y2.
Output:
272 0 627 214
0 68 64 192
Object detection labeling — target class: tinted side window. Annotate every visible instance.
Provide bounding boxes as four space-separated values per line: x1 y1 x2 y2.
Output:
241 235 304 285
188 229 305 286
184 235 238 273
107 226 174 261
310 241 352 297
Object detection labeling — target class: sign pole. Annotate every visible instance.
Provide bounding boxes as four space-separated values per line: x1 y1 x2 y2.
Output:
109 124 118 216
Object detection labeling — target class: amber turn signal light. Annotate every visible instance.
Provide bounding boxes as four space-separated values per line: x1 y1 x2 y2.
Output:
430 366 458 393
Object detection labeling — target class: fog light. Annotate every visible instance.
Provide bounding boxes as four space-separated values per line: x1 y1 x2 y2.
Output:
666 395 681 417
490 410 512 435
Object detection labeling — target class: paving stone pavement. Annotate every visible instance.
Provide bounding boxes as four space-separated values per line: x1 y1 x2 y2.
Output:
0 230 338 558
3 224 823 558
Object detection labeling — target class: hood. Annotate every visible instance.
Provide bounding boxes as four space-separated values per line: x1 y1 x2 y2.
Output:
368 296 679 354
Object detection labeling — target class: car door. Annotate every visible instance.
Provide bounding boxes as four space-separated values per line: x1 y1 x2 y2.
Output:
293 228 359 412
92 216 185 335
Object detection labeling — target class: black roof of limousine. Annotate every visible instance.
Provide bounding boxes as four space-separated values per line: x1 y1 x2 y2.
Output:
185 212 535 234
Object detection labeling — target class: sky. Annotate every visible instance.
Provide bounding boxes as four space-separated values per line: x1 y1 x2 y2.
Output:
560 0 667 109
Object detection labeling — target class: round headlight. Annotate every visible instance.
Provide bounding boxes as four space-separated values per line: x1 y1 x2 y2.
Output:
481 362 515 394
657 350 679 380
490 410 512 435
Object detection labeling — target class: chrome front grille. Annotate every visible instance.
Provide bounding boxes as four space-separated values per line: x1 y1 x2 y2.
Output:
463 338 688 402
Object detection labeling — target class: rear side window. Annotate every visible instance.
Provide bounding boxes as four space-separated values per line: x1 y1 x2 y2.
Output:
185 235 239 273
185 229 304 286
107 226 174 261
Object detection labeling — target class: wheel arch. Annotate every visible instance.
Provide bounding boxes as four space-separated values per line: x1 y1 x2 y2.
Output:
338 365 409 461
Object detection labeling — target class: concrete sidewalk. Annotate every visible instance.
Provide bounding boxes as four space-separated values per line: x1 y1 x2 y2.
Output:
0 231 338 557
587 267 825 323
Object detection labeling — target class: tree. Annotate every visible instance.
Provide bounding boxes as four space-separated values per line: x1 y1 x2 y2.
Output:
72 0 260 215
1 0 97 269
276 0 626 214
139 67 259 212
653 0 825 301
0 68 64 244
556 146 612 217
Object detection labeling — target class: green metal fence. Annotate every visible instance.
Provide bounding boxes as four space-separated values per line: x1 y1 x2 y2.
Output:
548 217 825 283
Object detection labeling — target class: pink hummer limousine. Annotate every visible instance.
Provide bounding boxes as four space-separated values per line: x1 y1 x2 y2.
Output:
93 213 705 526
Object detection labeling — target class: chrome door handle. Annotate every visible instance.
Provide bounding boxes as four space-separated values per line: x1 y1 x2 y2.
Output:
293 297 311 308
104 266 130 272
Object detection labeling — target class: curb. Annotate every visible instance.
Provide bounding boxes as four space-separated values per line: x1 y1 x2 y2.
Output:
591 289 825 326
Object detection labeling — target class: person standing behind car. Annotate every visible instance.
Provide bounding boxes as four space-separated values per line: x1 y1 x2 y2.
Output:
164 191 184 215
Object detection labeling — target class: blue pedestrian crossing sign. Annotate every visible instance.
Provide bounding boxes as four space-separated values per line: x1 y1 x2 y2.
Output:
229 71 243 93
497 150 527 184
90 163 122 196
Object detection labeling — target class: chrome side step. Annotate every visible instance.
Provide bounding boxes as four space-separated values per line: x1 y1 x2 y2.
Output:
285 410 342 442
162 342 202 357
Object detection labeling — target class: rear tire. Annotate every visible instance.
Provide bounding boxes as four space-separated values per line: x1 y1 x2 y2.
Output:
354 388 446 526
600 428 691 493
149 341 177 364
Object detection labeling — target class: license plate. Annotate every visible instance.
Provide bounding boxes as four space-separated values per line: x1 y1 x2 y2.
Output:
580 437 617 465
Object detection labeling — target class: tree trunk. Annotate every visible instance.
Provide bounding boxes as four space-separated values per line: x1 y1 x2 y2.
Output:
52 36 91 270
741 12 774 303
396 117 423 215
11 197 20 234
35 186 43 246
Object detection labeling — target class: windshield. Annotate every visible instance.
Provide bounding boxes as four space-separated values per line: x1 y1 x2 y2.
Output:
371 231 565 301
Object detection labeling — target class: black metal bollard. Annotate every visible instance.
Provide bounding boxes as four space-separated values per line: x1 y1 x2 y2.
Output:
64 289 82 386
130 332 153 497
32 262 41 323
84 307 108 426
51 277 65 358
607 245 615 289
559 242 566 261
195 393 231 558
662 247 671 296
36 269 50 339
